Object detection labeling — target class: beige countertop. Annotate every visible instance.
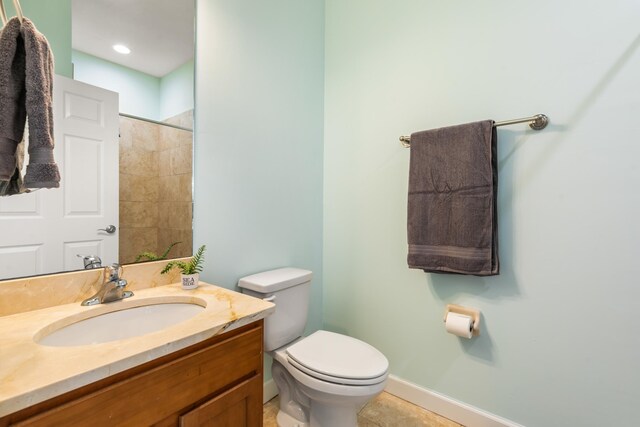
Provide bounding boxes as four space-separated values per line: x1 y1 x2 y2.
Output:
0 283 275 418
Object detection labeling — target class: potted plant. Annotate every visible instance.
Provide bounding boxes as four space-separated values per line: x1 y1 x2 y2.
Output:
161 245 206 290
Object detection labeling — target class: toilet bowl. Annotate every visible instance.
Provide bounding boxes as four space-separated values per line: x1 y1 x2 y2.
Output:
239 268 389 427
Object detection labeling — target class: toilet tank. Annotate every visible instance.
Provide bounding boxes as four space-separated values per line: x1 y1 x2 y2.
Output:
238 268 312 352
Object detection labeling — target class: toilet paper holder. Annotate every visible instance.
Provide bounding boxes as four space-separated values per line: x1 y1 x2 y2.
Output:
444 304 481 337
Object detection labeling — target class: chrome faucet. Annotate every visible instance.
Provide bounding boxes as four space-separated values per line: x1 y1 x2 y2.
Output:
81 263 134 306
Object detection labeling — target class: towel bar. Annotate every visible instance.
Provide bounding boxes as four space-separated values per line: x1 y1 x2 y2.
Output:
399 114 548 147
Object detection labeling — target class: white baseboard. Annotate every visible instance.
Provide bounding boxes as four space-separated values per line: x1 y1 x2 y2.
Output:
263 378 279 404
385 375 524 427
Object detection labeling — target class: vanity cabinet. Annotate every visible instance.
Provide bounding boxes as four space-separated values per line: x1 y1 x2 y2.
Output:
0 321 264 427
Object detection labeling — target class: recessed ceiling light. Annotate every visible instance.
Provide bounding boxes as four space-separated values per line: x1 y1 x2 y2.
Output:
113 44 131 55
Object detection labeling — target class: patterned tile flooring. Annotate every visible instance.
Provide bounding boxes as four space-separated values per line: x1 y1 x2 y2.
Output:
263 392 463 427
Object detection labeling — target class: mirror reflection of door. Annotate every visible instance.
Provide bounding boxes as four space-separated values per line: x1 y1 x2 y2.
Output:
0 77 119 280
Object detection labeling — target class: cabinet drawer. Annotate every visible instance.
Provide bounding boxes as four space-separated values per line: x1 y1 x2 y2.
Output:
179 374 262 427
15 325 263 427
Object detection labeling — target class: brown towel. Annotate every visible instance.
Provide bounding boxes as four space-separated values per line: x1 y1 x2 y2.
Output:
407 120 499 276
0 136 26 196
21 18 59 189
0 17 26 183
0 17 59 190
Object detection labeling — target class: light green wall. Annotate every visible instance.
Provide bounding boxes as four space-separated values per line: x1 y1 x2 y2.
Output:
0 0 72 77
324 1 640 426
73 51 194 121
160 60 194 121
193 0 324 379
72 50 161 120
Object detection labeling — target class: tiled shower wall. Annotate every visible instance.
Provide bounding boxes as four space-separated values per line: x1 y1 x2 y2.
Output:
158 112 194 257
119 111 193 264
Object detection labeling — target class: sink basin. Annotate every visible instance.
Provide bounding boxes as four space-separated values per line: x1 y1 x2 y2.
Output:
36 300 206 347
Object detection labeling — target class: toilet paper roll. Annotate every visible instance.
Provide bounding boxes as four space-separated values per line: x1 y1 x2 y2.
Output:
445 312 474 339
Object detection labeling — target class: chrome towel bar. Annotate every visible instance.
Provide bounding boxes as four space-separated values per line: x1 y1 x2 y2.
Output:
399 114 548 147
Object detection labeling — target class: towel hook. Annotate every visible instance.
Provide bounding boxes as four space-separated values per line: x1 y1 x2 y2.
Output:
0 1 7 25
0 0 23 24
12 0 23 23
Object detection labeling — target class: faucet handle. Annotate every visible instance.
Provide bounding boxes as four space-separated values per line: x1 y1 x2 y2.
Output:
106 263 123 280
77 254 102 269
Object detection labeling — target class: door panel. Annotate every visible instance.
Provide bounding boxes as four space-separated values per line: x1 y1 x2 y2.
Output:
63 135 103 216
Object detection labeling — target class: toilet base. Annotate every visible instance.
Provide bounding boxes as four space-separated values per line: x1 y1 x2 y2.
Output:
308 400 358 427
277 410 309 427
271 355 385 427
275 402 358 427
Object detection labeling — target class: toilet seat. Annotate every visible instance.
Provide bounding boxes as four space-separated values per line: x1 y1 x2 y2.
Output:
286 330 388 386
287 356 386 386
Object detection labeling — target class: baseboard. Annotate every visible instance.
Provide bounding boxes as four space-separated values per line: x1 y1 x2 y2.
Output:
385 375 524 427
263 378 279 404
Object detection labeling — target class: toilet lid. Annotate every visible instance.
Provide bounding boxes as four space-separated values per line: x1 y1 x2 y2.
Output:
286 330 388 385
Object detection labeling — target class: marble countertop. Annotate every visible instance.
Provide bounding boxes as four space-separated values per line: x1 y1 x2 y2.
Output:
0 283 275 418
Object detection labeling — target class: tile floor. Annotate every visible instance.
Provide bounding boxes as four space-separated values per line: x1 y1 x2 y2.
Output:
263 392 463 427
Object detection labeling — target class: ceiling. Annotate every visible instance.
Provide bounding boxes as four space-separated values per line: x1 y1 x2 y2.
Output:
72 0 195 78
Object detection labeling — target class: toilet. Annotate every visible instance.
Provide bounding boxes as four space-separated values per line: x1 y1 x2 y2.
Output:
239 268 389 427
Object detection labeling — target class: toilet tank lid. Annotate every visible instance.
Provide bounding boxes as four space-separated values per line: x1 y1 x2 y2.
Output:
238 268 312 293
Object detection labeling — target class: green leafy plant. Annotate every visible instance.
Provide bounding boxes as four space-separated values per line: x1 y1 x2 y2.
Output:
135 242 182 263
161 245 206 275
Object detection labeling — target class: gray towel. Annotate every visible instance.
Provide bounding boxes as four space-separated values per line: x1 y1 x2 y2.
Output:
0 17 59 189
0 17 26 183
0 135 26 196
21 18 59 189
407 120 499 276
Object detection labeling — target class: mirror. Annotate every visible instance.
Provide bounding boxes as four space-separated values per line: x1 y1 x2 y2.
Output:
0 0 195 280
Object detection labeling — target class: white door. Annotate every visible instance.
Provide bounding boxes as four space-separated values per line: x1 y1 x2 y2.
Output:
0 76 119 280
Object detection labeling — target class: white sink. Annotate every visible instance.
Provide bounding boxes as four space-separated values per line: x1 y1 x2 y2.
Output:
36 301 206 347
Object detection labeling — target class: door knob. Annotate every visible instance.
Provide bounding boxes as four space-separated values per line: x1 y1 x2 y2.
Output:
98 225 116 234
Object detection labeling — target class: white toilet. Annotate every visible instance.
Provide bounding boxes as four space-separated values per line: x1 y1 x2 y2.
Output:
239 268 389 427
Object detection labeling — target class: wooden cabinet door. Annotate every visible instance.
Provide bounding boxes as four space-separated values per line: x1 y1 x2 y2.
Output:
180 374 262 427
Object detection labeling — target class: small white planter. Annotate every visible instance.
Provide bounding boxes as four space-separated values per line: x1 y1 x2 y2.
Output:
181 273 199 290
